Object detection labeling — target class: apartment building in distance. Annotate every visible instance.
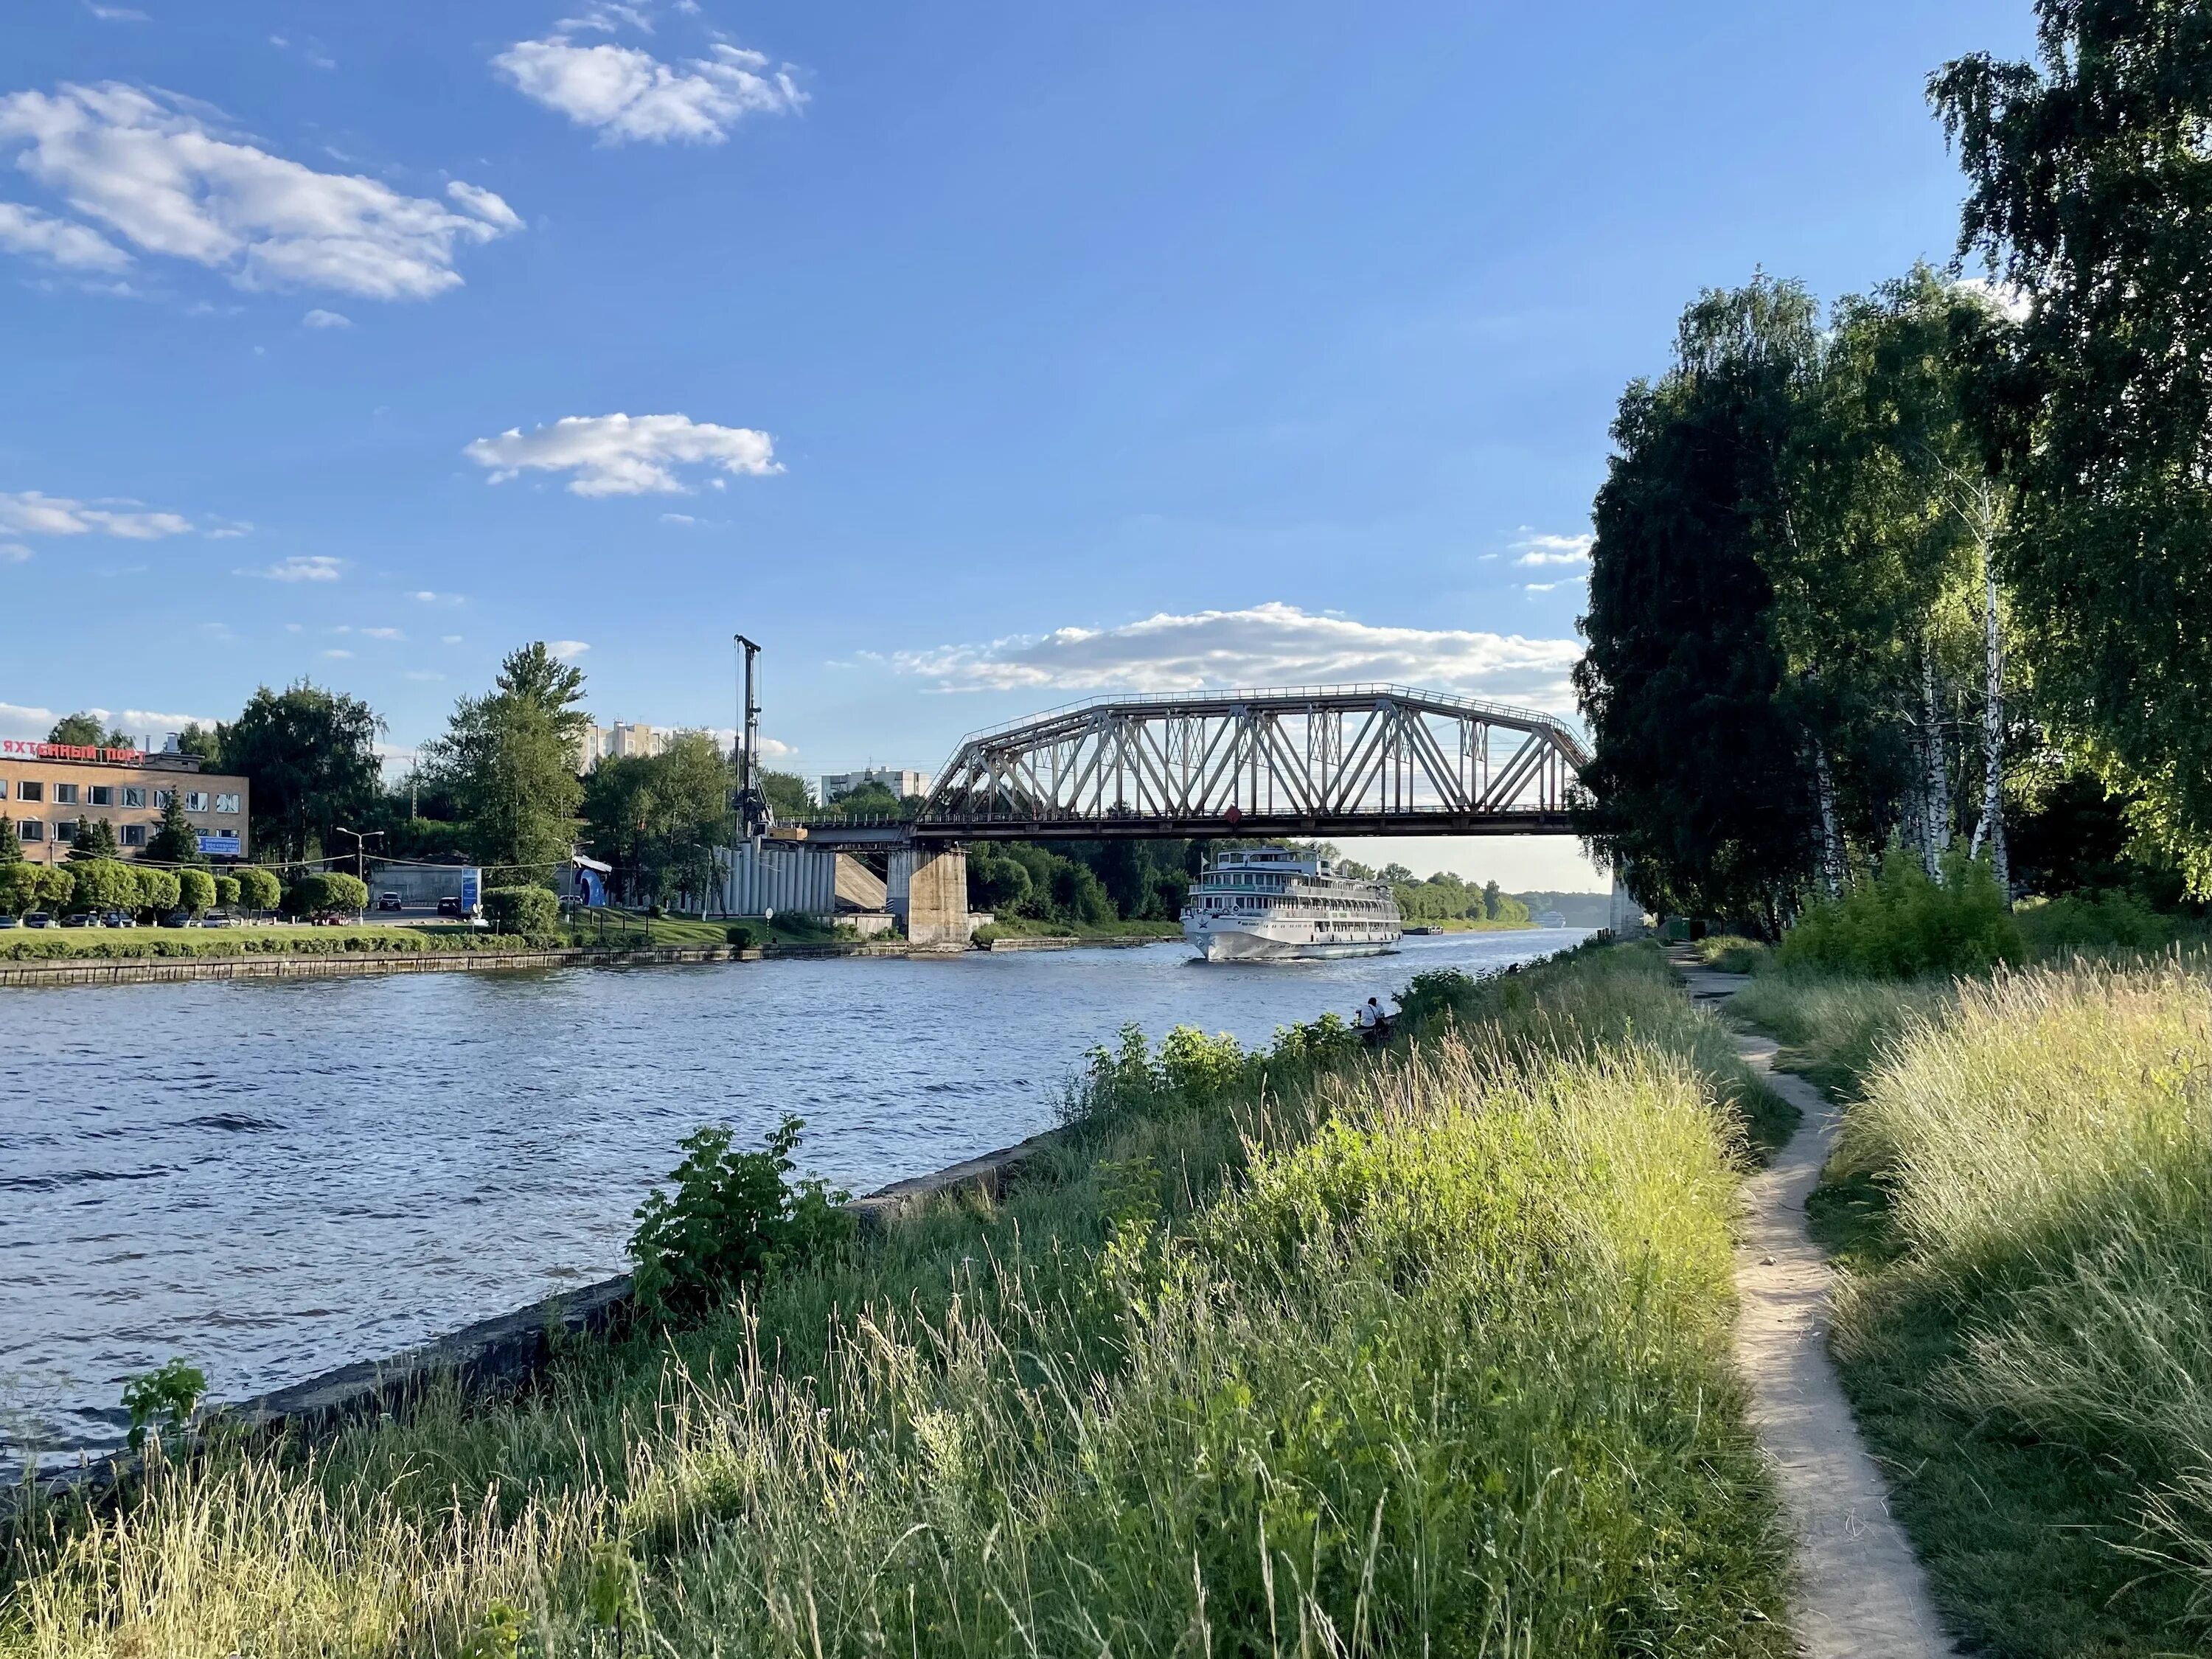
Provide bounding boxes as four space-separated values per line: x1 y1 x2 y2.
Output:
571 721 673 772
0 739 250 863
819 767 931 803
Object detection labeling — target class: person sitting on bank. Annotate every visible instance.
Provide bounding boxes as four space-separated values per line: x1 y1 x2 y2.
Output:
1357 996 1392 1044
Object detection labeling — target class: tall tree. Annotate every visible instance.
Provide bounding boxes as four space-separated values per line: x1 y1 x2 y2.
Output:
430 643 590 886
1573 278 1823 927
581 734 734 905
67 817 119 861
46 712 128 748
176 722 224 768
146 788 206 864
1935 1 2212 890
224 681 385 863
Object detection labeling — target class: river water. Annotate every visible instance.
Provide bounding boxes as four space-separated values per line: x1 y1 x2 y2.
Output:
0 929 1585 1469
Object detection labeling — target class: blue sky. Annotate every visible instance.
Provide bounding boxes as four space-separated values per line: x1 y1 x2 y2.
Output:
0 0 2031 888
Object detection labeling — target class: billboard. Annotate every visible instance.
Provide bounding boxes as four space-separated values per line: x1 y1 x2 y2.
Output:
196 832 241 855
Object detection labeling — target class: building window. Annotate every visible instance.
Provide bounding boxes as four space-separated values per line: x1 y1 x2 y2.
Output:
0 779 7 799
153 790 173 810
122 786 145 808
54 783 77 805
18 781 41 803
186 791 209 812
214 793 240 814
120 824 146 848
19 820 41 842
54 820 76 843
90 785 112 807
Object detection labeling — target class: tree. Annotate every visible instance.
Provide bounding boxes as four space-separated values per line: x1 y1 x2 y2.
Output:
580 733 733 907
0 863 40 916
176 867 216 915
1935 2 2212 889
71 859 139 914
47 712 128 748
136 867 179 916
0 815 19 868
215 874 241 908
761 771 814 822
67 817 119 861
235 866 282 913
1573 279 1824 927
428 644 589 887
176 722 223 768
146 789 204 864
225 681 385 863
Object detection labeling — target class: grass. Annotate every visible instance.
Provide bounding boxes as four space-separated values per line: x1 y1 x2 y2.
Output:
1739 959 2212 1656
0 924 537 961
1 942 1797 1658
1689 936 1770 975
971 915 1182 943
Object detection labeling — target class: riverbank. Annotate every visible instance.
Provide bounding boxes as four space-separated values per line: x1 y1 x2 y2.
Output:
1 942 1799 1654
1726 958 2211 1656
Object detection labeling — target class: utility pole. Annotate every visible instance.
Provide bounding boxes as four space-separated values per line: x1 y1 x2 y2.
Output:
333 826 384 905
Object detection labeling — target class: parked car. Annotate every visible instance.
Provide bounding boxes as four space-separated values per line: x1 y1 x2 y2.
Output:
159 911 198 928
100 910 135 928
312 909 349 926
60 912 99 928
0 914 18 928
375 891 404 912
22 911 52 928
436 895 463 918
201 910 235 928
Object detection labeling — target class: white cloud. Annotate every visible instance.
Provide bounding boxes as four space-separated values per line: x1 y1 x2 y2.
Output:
408 589 467 605
559 1 655 32
403 670 446 681
659 512 695 525
445 180 524 232
1954 276 2030 323
493 35 804 145
0 701 215 742
322 648 352 658
0 489 191 539
442 633 464 644
892 602 1585 712
241 554 343 582
464 411 779 495
204 518 252 538
358 626 403 639
0 200 130 271
1513 532 1592 568
0 83 521 299
86 4 151 19
0 542 32 563
546 639 590 660
1523 582 1561 594
302 307 351 328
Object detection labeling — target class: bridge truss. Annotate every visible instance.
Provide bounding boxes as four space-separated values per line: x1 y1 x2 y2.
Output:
902 685 1587 842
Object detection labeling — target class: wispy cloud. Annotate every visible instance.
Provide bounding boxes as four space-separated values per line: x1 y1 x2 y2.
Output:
240 554 343 582
546 639 590 660
0 83 521 299
302 307 351 328
465 411 779 495
0 489 191 539
1512 532 1592 568
494 33 804 145
891 602 1584 712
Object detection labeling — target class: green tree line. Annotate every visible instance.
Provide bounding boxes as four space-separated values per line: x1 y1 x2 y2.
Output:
1576 1 2212 925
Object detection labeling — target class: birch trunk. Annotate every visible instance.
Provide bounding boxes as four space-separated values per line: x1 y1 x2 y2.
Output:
1920 644 1950 880
1812 744 1843 897
1976 538 2008 894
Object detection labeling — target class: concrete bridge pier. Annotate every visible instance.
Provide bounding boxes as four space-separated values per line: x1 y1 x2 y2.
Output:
888 844 973 948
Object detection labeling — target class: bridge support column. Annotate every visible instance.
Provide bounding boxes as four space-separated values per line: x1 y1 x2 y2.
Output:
888 844 972 948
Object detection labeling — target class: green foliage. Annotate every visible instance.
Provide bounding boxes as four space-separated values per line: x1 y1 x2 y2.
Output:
1694 934 1771 974
68 858 139 914
1391 869 1531 922
65 816 118 861
1936 2 2212 893
2014 890 2179 959
1 861 44 915
145 786 204 864
759 769 813 822
121 1358 206 1453
234 866 282 912
225 680 385 863
46 712 128 747
580 733 732 905
0 924 555 961
175 720 223 768
175 866 216 914
482 884 558 937
1780 846 2020 978
584 1538 642 1637
214 874 240 908
286 871 370 915
465 1601 526 1659
135 866 179 914
430 644 588 884
627 1116 855 1323
0 815 18 868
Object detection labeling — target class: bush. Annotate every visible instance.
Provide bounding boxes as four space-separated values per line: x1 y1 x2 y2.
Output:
726 923 754 947
1694 933 1770 973
176 866 216 915
287 872 371 915
2014 889 2180 959
0 863 41 915
136 867 180 915
214 874 241 908
235 866 282 912
68 858 139 914
482 885 559 937
627 1115 854 1322
1778 846 2020 978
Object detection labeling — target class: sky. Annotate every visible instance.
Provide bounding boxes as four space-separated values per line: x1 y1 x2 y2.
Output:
0 0 2034 891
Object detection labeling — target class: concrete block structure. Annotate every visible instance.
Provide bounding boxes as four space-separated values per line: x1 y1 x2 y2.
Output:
888 844 973 947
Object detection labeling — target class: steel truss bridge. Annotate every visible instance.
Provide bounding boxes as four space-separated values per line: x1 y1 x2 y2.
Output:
798 685 1587 846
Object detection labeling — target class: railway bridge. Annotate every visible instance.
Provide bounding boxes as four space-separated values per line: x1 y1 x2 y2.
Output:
726 684 1598 946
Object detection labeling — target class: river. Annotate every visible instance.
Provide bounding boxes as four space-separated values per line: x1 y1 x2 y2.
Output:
0 929 1585 1470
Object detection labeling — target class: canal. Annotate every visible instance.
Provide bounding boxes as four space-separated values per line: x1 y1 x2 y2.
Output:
0 929 1585 1468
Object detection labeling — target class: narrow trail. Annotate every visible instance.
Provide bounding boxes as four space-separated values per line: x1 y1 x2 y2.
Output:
1676 959 1955 1659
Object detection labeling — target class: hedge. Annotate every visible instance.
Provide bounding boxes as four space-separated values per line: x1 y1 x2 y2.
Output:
0 928 546 961
483 885 560 937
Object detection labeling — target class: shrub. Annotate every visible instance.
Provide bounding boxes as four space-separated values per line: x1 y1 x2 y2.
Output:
122 1357 206 1453
1694 933 1770 973
177 866 216 915
136 867 181 915
1778 846 2021 978
68 858 139 914
482 885 559 937
2014 888 2180 959
0 863 41 915
726 923 754 947
214 874 241 908
627 1115 854 1322
235 866 282 913
287 872 371 915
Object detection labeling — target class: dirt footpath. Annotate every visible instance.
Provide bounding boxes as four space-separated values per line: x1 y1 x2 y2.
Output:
1680 964 1955 1659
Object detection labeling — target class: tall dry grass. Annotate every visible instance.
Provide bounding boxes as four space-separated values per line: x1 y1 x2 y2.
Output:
3 944 1790 1657
1827 958 2212 1625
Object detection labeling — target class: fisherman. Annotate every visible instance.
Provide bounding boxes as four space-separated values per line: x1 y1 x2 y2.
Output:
1356 996 1392 1047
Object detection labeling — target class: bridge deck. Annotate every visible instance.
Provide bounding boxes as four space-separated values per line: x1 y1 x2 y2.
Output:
793 810 1576 849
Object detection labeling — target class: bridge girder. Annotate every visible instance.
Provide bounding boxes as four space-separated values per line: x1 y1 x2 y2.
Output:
856 685 1588 844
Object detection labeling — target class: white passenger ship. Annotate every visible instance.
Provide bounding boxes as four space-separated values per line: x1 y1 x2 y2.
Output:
1181 847 1402 961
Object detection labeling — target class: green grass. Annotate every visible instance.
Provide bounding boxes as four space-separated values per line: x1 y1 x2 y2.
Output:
0 924 536 961
971 914 1182 942
1689 935 1770 975
1 942 1796 1658
1741 961 2212 1656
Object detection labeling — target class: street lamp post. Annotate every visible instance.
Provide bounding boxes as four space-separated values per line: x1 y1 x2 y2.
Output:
332 826 385 917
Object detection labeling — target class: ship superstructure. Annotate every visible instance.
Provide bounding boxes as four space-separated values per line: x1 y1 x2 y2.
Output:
1180 847 1402 961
